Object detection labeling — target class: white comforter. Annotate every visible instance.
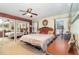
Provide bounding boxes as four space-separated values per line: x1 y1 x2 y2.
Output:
19 34 54 51
5 32 24 38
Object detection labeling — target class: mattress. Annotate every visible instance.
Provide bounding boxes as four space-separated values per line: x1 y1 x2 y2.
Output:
5 32 24 38
19 34 55 51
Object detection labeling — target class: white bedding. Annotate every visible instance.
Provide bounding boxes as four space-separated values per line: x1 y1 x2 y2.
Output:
19 34 54 51
5 32 24 38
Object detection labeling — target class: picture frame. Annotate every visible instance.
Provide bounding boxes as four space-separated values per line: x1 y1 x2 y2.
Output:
42 19 48 27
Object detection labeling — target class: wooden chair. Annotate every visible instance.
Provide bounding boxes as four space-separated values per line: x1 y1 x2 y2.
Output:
68 34 76 54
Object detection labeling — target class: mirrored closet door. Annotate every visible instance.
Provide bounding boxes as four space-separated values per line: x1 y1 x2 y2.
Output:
0 17 15 45
15 20 29 40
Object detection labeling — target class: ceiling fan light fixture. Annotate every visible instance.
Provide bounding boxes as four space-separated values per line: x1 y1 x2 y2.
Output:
26 13 32 16
20 8 37 17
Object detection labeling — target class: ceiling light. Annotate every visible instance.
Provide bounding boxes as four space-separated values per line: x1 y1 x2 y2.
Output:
0 19 3 24
26 13 32 16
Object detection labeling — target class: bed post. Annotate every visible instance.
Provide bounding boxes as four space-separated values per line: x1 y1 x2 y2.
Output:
14 20 17 43
54 19 56 36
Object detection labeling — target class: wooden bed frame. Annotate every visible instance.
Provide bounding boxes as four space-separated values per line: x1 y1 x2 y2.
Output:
38 27 54 34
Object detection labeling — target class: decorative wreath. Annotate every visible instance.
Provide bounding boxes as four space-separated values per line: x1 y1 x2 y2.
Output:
42 19 48 26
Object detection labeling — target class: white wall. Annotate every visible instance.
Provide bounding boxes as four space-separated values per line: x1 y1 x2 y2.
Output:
71 19 79 35
38 17 54 29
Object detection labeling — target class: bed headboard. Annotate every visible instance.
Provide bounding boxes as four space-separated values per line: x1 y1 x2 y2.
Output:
38 27 54 34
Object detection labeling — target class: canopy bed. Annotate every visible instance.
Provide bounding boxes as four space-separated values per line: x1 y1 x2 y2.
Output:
0 12 32 41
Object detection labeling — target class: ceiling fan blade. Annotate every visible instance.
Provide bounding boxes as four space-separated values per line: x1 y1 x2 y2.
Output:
31 13 38 16
27 8 32 13
19 10 27 12
22 12 27 15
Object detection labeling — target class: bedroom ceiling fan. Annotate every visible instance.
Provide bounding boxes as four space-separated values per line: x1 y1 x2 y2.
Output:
20 8 38 17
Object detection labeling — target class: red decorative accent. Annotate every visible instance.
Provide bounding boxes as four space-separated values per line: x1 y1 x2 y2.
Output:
38 27 54 34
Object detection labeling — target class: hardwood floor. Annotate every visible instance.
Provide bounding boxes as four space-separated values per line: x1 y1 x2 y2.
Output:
47 36 78 55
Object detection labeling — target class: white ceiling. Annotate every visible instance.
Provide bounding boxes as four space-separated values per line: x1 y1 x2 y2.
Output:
0 3 71 20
